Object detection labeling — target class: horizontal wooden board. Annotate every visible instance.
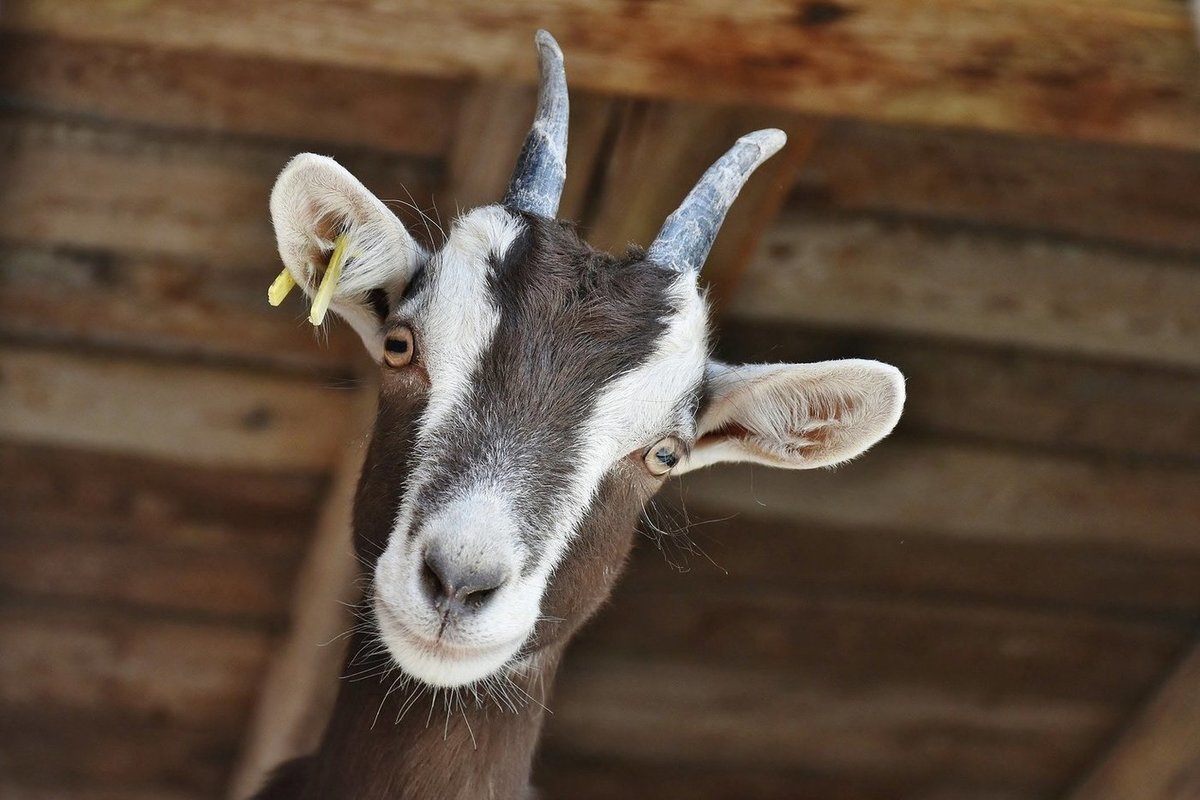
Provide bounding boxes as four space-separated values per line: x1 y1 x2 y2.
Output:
715 321 1200 465
574 582 1190 705
0 442 327 535
535 753 1034 800
731 210 1200 368
0 345 357 470
625 510 1200 616
6 1 1200 149
0 707 236 797
0 605 272 729
0 31 462 156
673 438 1200 555
0 245 361 375
0 114 440 264
799 120 1200 254
546 655 1118 788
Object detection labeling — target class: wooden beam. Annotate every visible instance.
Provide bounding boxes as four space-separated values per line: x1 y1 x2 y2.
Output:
716 321 1200 465
799 120 1200 255
676 438 1200 555
227 387 375 800
0 114 440 264
582 101 818 306
0 345 354 470
1068 644 1200 800
730 210 1200 368
0 245 359 375
5 1 1200 150
0 32 462 156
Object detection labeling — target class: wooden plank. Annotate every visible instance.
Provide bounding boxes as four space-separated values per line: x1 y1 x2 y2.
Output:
0 605 272 729
0 707 236 797
0 442 327 534
0 114 441 264
583 101 817 304
6 1 1200 149
799 120 1200 254
625 508 1200 616
535 753 1032 800
1068 645 1200 800
731 210 1200 368
0 32 462 156
674 438 1200 555
0 345 354 470
716 321 1200 464
575 583 1190 705
228 387 375 800
0 245 360 375
546 655 1118 788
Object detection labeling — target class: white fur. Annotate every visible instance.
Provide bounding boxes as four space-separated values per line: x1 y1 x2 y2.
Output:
675 359 906 474
269 153 426 359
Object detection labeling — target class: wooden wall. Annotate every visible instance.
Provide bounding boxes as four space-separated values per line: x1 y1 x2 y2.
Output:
1 3 1199 799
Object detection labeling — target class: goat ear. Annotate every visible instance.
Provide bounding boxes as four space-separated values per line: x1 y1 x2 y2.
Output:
674 359 905 474
270 153 425 359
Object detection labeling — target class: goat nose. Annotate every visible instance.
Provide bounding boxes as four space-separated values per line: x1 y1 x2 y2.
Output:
420 547 509 615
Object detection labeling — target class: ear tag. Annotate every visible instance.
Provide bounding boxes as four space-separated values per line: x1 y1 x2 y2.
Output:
308 233 350 326
266 269 296 307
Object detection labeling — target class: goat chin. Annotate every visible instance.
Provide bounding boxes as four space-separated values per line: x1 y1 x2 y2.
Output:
374 602 529 688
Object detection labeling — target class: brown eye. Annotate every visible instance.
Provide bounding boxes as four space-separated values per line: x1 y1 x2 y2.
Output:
383 327 415 368
644 437 684 477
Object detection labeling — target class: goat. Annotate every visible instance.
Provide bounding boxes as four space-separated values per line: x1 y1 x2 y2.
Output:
255 30 904 800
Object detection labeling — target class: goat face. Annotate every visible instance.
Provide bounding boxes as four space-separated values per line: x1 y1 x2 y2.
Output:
269 33 904 689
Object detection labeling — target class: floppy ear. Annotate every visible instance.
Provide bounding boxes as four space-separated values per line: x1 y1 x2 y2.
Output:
270 153 425 360
675 359 905 474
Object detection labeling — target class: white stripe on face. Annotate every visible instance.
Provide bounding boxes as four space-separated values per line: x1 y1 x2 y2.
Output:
528 273 709 581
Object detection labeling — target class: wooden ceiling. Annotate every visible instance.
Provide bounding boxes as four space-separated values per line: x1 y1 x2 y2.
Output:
1 2 1199 799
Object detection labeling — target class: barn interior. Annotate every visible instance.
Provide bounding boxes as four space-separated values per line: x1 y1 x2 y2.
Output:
1 3 1199 799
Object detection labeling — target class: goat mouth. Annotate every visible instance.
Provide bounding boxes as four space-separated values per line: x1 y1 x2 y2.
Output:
373 598 525 684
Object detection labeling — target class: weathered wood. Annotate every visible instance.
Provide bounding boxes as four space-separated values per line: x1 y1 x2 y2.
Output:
731 210 1200 367
0 245 360 375
716 321 1200 464
0 605 272 729
6 0 1200 149
546 655 1119 787
675 439 1200 555
575 583 1191 704
625 510 1200 617
535 753 1034 800
228 387 376 800
800 120 1200 254
0 114 440 264
0 345 354 470
1068 645 1200 800
0 32 462 156
582 101 817 304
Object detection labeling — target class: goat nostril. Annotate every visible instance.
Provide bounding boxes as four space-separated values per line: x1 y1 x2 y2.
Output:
462 585 498 610
421 554 450 605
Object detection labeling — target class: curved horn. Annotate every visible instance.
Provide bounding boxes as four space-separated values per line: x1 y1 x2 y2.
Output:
647 129 787 273
503 30 569 218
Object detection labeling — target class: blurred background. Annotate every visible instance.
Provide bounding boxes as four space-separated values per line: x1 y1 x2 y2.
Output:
2 2 1199 799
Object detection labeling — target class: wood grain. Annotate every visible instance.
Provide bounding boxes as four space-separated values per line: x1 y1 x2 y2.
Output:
0 345 355 470
731 210 1200 367
6 0 1200 149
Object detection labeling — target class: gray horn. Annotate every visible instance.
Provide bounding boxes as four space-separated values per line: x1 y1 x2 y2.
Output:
503 30 570 219
647 129 787 273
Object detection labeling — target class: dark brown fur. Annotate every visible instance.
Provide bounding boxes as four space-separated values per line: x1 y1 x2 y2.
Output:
253 216 682 800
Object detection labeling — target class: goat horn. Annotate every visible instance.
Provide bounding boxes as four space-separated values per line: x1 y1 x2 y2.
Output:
503 30 569 219
647 129 787 274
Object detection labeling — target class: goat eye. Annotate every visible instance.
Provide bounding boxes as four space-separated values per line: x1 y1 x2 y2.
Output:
383 327 415 368
644 437 683 477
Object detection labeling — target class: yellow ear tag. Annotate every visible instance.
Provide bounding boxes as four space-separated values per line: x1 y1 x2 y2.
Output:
309 233 350 326
266 269 296 307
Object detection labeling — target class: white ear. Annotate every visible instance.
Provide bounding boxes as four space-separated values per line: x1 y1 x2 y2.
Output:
270 153 425 360
675 359 905 474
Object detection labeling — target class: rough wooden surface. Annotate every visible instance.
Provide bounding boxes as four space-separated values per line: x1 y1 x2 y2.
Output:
7 0 1200 149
